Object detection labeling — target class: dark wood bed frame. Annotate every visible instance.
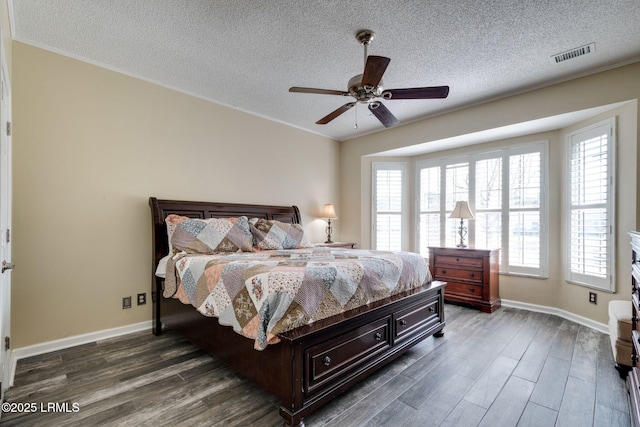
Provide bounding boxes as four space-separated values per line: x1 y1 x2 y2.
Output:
150 197 446 427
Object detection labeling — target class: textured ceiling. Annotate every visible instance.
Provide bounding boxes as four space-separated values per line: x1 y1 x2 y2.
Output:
9 0 640 141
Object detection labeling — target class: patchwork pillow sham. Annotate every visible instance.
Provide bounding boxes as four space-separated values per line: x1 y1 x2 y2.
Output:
165 214 189 255
171 216 253 254
250 218 311 250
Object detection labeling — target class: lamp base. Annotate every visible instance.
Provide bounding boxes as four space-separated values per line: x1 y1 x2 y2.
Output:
325 219 334 244
457 218 468 248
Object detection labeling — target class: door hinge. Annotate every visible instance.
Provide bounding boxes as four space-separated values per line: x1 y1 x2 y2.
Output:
4 336 9 351
6 121 10 136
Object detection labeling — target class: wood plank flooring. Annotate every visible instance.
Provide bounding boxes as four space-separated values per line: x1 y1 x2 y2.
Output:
2 304 631 426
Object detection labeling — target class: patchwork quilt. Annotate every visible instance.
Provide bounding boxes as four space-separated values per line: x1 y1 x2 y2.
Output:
164 247 431 350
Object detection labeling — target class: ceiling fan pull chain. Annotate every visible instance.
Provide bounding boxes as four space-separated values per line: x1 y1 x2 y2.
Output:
354 103 358 129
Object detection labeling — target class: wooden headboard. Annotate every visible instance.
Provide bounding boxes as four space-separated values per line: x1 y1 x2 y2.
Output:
149 197 302 280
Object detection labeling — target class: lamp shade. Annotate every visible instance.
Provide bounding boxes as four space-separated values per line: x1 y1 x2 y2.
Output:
449 201 475 219
321 204 337 219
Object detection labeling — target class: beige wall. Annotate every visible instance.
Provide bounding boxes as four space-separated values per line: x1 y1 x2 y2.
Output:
12 42 339 348
341 63 639 325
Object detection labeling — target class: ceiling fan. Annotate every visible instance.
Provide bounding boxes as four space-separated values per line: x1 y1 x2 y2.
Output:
289 30 449 128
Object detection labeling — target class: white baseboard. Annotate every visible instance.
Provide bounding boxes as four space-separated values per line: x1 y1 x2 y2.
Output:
9 320 152 387
501 299 608 335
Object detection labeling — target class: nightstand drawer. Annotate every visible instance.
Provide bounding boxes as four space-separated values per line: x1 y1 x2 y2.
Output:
434 267 482 284
445 281 483 300
435 255 483 268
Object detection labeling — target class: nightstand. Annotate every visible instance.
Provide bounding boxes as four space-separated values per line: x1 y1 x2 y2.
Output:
314 242 356 249
428 246 500 313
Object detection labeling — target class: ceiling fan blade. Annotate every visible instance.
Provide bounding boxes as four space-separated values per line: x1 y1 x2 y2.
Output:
383 86 450 100
368 102 399 128
316 102 356 124
361 56 391 88
289 87 349 96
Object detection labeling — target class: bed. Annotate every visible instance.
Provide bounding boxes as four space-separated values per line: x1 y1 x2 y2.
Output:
150 197 446 427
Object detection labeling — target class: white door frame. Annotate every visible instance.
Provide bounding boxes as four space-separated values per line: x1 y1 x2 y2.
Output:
0 30 12 400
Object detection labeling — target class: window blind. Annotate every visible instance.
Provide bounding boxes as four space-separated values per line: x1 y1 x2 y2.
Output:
418 166 440 256
445 162 469 247
508 152 541 271
566 120 615 290
475 157 502 251
373 164 404 251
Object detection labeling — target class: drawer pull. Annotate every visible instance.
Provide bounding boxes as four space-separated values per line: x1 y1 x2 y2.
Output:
399 319 407 327
456 258 460 262
374 332 382 341
469 288 476 292
323 356 331 366
441 269 446 274
429 306 435 313
469 272 475 278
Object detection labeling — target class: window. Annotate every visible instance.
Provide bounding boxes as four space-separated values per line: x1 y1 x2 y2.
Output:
418 165 441 256
507 150 543 274
475 156 502 251
372 162 405 251
417 142 547 277
565 119 615 291
445 162 469 247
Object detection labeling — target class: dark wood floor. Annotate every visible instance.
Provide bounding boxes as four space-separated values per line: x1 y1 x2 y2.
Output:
2 304 631 426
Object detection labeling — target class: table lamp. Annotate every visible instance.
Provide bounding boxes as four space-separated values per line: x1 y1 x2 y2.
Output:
449 201 475 248
321 204 337 243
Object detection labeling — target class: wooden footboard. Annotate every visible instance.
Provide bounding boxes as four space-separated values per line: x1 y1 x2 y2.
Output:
149 197 446 426
154 277 446 426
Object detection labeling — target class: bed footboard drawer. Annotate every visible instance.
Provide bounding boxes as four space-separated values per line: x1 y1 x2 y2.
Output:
305 317 391 397
394 295 441 343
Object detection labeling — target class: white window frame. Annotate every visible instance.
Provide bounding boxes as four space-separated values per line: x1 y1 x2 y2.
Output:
415 161 446 257
564 118 616 292
504 143 548 277
416 141 548 278
372 162 406 251
473 151 504 256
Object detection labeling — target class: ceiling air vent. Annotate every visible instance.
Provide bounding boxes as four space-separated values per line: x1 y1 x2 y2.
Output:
552 43 595 63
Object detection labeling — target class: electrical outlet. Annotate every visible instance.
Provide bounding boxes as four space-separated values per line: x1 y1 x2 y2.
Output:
137 293 146 305
589 292 597 304
123 296 132 309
